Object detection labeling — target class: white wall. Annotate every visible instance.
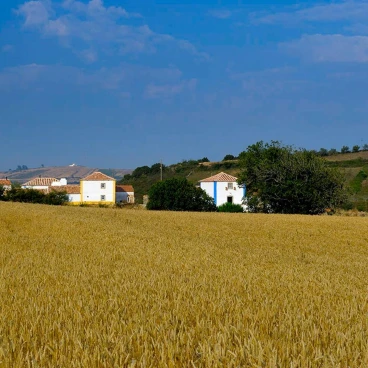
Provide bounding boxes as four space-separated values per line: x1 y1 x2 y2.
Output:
200 181 246 207
21 185 49 190
51 178 67 186
200 182 214 198
81 181 115 202
216 182 245 207
68 194 81 203
116 191 134 203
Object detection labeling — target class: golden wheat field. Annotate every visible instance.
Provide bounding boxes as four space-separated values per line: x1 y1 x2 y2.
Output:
1 202 368 367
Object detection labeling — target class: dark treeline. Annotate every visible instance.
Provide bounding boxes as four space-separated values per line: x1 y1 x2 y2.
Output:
0 186 68 205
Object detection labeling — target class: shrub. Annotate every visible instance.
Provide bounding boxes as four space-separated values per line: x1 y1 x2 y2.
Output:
147 178 217 212
0 185 6 201
218 202 244 213
352 145 360 153
4 187 68 205
223 154 236 161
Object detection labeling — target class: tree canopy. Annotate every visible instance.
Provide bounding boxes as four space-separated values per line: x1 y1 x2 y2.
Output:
147 178 217 212
237 141 347 214
223 154 237 161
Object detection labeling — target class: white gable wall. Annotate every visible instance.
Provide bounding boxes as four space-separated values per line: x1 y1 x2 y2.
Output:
116 191 134 203
81 181 115 203
200 181 246 207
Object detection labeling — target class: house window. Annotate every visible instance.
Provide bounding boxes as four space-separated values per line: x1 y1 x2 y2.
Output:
101 183 106 189
101 195 106 201
228 183 234 190
227 196 233 204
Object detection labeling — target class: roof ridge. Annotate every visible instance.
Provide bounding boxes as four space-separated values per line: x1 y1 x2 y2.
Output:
82 171 116 181
199 172 238 183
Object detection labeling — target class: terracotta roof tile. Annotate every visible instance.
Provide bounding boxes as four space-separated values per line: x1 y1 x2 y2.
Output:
116 185 134 192
23 178 59 187
200 172 238 183
51 185 80 194
82 172 115 181
0 179 11 186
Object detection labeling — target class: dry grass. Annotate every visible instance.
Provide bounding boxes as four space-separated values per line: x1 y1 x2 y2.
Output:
325 151 368 162
1 202 368 367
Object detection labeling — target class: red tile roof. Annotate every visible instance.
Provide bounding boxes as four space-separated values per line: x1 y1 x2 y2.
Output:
82 172 115 181
51 185 80 194
0 179 11 186
116 185 134 192
200 172 238 182
23 178 59 187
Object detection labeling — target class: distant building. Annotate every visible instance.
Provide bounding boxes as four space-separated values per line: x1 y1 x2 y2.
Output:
116 185 135 203
199 172 246 208
22 177 67 191
80 172 116 204
0 178 11 191
51 185 81 204
20 172 134 205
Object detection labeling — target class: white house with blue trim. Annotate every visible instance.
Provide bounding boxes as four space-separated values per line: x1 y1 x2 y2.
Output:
199 172 246 208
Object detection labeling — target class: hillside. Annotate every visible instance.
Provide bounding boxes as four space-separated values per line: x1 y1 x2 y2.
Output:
118 159 242 204
0 166 132 184
119 153 368 209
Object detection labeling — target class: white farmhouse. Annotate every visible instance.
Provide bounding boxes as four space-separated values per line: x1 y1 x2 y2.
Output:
0 178 12 191
116 185 135 203
19 171 134 206
51 185 81 204
80 172 116 204
199 172 246 207
22 177 67 191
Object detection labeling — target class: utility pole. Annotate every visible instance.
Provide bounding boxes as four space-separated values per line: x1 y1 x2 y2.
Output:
160 160 163 181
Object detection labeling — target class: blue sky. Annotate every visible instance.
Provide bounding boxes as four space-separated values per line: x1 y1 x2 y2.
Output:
1 0 368 170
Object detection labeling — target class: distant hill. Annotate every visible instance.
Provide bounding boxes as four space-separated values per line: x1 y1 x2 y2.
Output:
0 166 132 184
118 160 241 204
119 152 368 208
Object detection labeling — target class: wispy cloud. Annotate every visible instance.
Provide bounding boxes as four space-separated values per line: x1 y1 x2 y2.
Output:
207 9 232 19
0 63 194 99
229 67 310 98
2 45 14 52
18 0 52 27
145 78 197 99
254 1 368 24
17 0 209 62
282 34 368 63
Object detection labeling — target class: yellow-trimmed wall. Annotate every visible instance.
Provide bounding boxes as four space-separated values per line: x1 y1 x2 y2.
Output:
80 180 84 202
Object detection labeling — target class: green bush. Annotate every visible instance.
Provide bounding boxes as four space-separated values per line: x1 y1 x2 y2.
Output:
0 185 6 201
218 202 244 213
4 187 68 205
147 178 217 212
350 170 368 194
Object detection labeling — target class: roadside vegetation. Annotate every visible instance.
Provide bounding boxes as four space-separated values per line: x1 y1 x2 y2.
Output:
1 202 367 366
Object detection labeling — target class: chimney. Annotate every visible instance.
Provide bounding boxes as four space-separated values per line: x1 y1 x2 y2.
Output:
5 177 7 180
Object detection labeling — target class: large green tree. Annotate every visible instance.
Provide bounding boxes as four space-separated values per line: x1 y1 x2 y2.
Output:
147 178 217 212
237 141 347 214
